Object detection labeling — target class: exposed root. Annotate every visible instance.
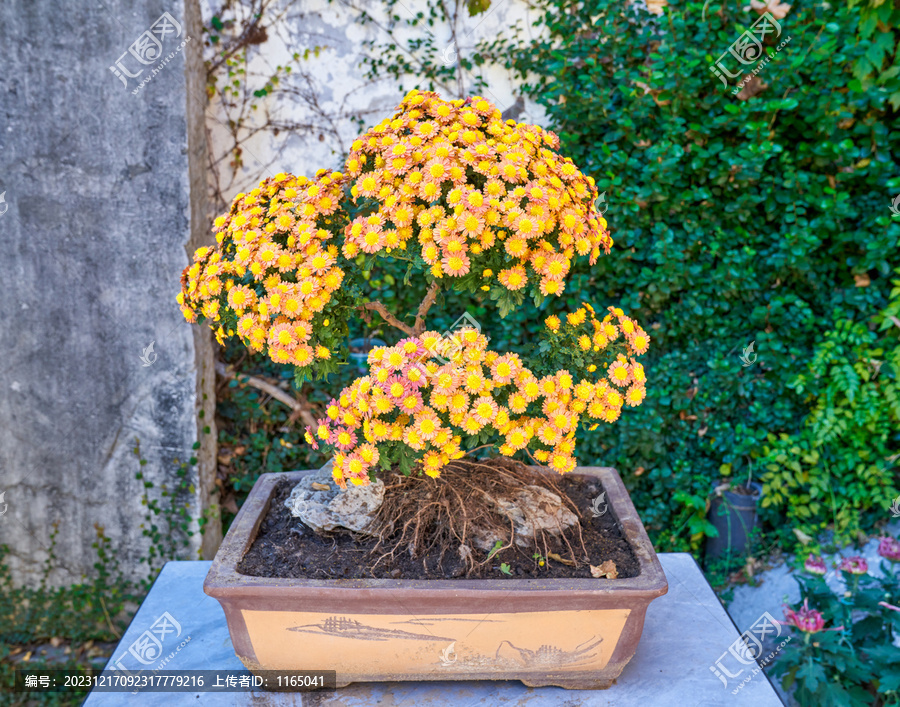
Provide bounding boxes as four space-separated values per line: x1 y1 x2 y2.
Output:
366 457 588 577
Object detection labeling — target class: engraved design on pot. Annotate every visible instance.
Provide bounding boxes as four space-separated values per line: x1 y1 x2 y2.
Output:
288 615 454 642
496 635 604 668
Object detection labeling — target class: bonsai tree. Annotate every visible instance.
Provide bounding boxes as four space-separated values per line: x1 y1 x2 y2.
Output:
179 90 649 492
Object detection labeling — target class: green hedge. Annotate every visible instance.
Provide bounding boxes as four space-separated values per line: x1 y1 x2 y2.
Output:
487 0 900 550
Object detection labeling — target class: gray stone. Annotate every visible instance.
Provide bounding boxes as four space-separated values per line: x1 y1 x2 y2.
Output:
285 467 385 535
85 555 783 705
0 0 219 587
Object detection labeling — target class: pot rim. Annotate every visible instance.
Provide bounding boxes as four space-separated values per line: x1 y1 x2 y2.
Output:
204 465 667 599
710 479 763 501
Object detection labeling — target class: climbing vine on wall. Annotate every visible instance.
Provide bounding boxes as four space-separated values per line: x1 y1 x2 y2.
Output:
337 0 496 98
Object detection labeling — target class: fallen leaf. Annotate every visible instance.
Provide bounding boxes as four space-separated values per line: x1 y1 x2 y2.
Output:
221 494 239 514
746 0 791 18
698 425 708 437
311 482 331 491
792 528 813 545
734 75 768 102
745 557 759 578
23 651 32 662
548 552 576 566
854 272 870 287
632 80 671 106
590 560 618 579
631 0 668 15
634 466 646 477
50 637 62 648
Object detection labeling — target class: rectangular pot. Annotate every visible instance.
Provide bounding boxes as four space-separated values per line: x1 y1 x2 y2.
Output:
204 466 667 689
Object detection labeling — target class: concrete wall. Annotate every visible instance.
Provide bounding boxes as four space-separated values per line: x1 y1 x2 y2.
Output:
0 0 219 587
203 0 545 206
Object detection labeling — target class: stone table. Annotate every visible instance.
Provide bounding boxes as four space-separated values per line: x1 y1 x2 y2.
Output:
84 555 784 705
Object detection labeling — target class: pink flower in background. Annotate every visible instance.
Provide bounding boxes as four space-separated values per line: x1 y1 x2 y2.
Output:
878 537 900 563
780 599 843 634
781 599 826 633
839 556 868 575
804 554 827 575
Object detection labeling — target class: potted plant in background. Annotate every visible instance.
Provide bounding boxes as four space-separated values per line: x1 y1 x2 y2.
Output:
706 460 763 562
181 90 667 689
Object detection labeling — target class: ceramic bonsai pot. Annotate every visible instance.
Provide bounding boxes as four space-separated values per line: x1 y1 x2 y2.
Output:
204 465 668 690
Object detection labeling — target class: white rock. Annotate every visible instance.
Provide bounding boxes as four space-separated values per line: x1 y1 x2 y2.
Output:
284 467 384 535
470 484 579 552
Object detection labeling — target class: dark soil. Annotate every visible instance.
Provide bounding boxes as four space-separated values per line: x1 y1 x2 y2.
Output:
715 480 759 496
237 464 640 580
729 484 759 496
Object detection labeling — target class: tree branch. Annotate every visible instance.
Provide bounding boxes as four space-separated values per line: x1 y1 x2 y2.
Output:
361 301 415 336
413 281 441 335
214 361 317 430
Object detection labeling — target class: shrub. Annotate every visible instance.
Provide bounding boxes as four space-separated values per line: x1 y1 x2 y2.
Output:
760 273 900 541
492 0 900 549
181 90 651 486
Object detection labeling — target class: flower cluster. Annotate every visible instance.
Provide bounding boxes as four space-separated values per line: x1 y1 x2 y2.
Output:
543 303 650 409
342 90 612 296
304 319 649 488
179 171 349 367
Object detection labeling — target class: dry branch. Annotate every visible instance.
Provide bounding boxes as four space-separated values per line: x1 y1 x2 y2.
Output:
214 361 317 430
361 301 415 336
361 281 441 339
413 281 441 335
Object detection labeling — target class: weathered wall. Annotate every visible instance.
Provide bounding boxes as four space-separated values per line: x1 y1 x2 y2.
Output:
203 0 545 207
0 0 219 587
